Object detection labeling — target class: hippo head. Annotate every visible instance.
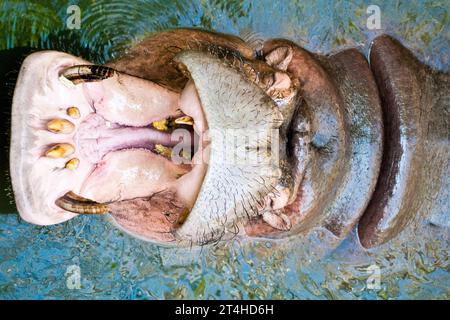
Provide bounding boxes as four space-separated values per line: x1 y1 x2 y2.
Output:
10 29 448 249
9 30 302 246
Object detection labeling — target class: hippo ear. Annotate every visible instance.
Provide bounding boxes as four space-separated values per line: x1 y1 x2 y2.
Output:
173 51 284 244
265 46 293 71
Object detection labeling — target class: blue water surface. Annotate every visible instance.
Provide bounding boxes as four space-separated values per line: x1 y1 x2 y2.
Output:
0 0 449 299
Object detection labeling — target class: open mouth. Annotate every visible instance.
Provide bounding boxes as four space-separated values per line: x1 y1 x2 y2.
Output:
10 51 210 242
10 48 292 245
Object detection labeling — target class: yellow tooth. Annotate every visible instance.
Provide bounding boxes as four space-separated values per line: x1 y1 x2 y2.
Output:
154 144 172 159
65 158 80 170
180 150 191 160
66 107 80 119
152 119 169 131
45 143 75 158
55 191 109 215
152 116 194 131
47 119 75 134
174 116 194 126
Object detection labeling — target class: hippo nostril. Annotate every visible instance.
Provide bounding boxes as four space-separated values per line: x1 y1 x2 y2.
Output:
55 191 109 215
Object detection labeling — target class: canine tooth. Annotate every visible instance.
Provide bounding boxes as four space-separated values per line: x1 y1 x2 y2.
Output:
174 116 194 126
61 65 116 85
45 143 75 158
55 191 109 214
66 107 80 119
65 158 80 170
154 144 172 159
152 119 169 131
47 119 75 134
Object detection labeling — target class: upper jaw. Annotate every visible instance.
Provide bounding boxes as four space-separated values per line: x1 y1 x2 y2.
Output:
10 51 93 225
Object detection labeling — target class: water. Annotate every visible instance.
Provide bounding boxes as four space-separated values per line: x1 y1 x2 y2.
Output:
0 0 449 299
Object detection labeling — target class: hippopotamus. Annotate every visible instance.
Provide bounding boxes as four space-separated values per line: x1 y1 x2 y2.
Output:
8 28 449 249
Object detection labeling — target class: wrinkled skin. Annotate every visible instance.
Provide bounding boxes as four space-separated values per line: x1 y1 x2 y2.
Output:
9 29 449 248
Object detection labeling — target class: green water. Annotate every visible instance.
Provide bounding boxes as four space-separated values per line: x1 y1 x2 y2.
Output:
0 0 449 299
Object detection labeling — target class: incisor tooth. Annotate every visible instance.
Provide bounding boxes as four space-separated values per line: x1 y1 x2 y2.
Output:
47 119 75 134
45 143 75 158
66 107 80 119
65 158 80 170
174 116 194 126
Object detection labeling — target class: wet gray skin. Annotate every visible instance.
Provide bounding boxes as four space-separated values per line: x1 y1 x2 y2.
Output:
359 35 450 247
7 29 450 251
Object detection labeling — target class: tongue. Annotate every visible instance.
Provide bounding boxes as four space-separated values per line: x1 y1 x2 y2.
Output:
77 114 182 164
79 149 188 203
